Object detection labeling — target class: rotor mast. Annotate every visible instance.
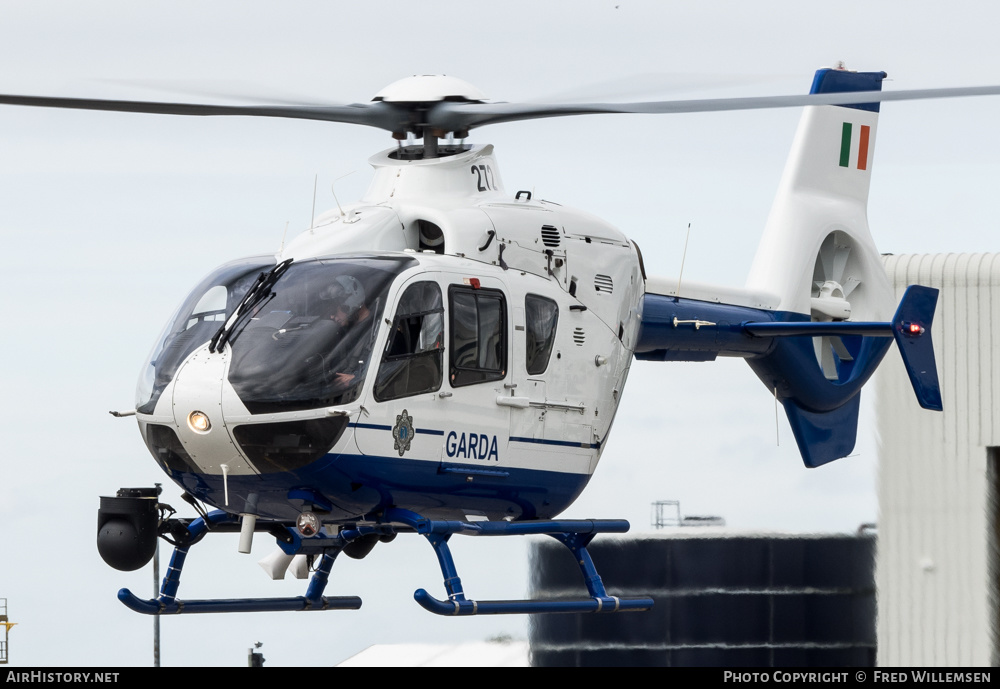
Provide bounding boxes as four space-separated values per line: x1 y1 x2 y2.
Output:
423 130 438 159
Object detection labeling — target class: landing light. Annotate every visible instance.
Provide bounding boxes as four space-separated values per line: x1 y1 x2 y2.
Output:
297 512 321 537
187 411 212 433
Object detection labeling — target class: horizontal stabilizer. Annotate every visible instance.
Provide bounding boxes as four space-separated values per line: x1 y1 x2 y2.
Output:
742 321 892 337
741 284 942 413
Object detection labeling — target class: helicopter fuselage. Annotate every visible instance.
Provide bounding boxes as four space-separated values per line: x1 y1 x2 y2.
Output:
8 66 946 611
135 144 645 522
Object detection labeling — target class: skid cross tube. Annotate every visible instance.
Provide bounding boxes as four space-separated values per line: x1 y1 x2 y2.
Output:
383 508 654 616
117 510 361 615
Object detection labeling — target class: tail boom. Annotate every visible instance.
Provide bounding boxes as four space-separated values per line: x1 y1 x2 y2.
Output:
636 285 941 466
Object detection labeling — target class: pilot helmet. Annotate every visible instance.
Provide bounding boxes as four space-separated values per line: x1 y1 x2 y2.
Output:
321 275 366 318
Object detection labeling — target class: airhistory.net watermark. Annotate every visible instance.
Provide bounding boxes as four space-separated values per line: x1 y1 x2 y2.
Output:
5 672 119 683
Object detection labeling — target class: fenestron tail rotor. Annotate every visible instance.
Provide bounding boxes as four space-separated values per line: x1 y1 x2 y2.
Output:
810 232 864 380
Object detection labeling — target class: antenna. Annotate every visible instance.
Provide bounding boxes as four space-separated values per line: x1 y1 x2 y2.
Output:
676 223 692 296
774 386 780 446
331 171 357 218
279 221 289 253
309 174 318 230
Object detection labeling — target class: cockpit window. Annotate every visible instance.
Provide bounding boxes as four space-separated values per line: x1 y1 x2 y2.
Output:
226 256 415 414
136 256 276 414
374 281 444 401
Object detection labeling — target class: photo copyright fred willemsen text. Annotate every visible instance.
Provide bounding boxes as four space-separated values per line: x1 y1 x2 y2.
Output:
724 671 991 683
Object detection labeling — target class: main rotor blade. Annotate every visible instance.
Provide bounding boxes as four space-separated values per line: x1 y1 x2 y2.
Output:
429 84 1000 131
3 83 1000 137
0 93 408 132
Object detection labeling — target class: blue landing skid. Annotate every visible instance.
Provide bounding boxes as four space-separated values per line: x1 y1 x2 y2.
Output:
118 510 361 615
117 508 653 616
384 508 654 616
117 590 362 615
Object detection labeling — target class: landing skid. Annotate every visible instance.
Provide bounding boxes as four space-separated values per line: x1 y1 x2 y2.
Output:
118 507 653 616
118 511 362 614
385 508 654 616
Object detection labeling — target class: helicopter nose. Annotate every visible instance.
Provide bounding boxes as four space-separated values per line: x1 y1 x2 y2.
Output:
170 345 255 478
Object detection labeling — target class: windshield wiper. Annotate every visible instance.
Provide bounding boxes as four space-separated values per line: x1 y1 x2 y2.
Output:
209 258 293 353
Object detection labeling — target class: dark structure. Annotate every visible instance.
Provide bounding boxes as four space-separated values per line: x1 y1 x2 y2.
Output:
529 533 875 667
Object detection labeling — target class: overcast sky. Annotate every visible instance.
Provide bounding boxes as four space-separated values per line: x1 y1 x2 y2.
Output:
1 0 998 667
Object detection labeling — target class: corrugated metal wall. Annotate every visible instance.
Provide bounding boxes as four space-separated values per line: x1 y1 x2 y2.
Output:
875 253 1000 666
529 534 876 667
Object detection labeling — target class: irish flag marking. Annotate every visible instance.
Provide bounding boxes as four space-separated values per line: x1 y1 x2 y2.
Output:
839 122 871 170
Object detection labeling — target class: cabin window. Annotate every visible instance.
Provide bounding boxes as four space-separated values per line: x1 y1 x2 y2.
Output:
225 256 413 414
374 281 444 401
136 255 276 414
449 285 507 387
525 294 559 375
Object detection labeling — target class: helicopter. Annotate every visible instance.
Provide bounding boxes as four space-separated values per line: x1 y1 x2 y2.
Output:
1 66 990 617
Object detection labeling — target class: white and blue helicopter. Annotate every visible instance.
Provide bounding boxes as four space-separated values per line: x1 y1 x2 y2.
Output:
1 67 989 617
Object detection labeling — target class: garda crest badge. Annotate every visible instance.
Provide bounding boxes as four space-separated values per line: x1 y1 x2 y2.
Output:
393 410 414 457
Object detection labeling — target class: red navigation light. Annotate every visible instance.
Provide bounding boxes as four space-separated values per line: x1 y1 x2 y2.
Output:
903 322 925 335
463 277 481 289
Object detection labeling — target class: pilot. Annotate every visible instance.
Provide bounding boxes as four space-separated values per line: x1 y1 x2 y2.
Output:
320 276 374 390
322 275 370 328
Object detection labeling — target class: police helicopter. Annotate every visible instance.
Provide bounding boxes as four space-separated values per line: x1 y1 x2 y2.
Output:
1 67 992 617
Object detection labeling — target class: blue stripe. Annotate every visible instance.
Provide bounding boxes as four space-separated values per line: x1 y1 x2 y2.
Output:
352 422 391 431
352 423 596 449
440 464 510 478
351 423 443 436
510 436 599 450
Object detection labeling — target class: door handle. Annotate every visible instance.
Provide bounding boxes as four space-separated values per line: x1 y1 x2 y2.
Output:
496 396 530 408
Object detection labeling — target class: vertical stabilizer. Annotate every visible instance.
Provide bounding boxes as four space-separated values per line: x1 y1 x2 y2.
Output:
637 67 943 468
746 68 894 323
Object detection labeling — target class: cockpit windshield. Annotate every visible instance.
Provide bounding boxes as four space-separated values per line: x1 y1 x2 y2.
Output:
225 256 415 413
136 256 276 414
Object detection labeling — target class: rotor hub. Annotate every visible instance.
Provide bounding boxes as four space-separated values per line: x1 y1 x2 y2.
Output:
373 75 487 104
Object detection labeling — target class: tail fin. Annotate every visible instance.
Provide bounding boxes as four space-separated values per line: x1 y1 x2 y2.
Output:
746 67 893 324
743 67 941 466
891 285 943 411
636 67 943 469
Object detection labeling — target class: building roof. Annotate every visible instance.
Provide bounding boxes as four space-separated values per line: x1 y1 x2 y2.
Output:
337 641 529 667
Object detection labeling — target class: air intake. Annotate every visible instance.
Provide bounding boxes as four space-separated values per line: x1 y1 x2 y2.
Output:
594 274 614 294
541 225 561 248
